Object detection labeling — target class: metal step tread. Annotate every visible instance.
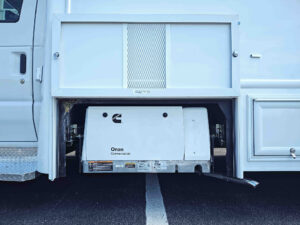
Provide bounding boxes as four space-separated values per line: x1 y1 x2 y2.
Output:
0 147 37 182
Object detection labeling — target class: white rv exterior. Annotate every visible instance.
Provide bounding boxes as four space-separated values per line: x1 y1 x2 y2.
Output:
0 0 299 182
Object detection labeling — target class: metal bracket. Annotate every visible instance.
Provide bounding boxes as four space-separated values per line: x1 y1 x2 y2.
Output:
203 173 259 188
35 67 43 83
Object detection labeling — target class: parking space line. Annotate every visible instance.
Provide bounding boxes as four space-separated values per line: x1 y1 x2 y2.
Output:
145 174 169 225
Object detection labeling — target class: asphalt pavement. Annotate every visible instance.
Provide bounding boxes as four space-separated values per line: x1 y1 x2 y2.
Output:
0 158 300 225
159 173 300 225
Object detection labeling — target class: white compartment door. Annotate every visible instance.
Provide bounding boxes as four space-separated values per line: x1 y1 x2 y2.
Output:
0 0 37 141
168 24 232 89
51 15 239 98
254 101 300 156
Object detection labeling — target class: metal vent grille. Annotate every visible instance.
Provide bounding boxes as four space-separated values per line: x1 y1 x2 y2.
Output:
127 24 166 89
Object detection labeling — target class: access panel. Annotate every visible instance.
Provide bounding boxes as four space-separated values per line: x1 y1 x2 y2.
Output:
254 101 300 156
52 14 239 98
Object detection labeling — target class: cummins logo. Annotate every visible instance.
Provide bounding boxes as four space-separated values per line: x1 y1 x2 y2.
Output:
112 114 122 123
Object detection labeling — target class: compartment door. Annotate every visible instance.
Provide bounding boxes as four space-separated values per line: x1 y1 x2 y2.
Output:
51 15 239 98
254 101 300 156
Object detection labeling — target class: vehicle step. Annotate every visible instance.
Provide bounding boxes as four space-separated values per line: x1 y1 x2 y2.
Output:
0 148 37 182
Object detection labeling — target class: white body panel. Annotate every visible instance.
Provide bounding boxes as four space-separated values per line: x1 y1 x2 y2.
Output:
0 102 36 141
69 0 300 81
0 0 37 142
0 0 300 180
82 107 210 162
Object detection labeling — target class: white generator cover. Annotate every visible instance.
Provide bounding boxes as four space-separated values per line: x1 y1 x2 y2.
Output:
82 107 210 161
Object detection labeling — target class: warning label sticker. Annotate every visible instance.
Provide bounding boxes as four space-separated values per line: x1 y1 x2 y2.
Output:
137 161 151 172
153 161 167 170
125 163 136 169
88 161 113 172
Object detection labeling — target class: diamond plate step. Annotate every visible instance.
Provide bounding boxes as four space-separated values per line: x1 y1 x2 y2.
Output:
0 147 37 182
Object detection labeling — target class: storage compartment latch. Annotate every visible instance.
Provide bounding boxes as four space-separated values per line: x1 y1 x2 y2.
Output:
290 148 296 159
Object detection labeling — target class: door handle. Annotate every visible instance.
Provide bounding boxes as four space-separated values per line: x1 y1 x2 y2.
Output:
20 54 26 74
290 148 296 159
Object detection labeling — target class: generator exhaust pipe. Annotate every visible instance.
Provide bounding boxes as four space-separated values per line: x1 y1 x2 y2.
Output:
203 173 259 188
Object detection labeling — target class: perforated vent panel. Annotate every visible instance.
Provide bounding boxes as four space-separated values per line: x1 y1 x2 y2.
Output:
127 24 166 89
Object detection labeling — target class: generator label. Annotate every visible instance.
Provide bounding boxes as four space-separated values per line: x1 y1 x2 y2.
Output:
110 147 130 156
134 89 150 94
137 161 151 172
88 161 113 172
154 161 167 170
125 163 136 169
